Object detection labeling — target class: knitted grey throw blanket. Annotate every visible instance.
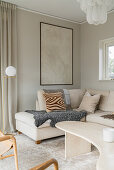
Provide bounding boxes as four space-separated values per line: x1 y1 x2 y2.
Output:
25 110 87 127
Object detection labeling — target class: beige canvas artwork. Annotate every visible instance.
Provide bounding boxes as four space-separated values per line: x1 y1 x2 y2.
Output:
40 22 73 85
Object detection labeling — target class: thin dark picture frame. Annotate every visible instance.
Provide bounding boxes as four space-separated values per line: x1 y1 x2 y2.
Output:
40 22 73 85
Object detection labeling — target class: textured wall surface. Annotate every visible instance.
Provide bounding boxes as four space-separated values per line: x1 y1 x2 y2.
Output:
41 23 72 85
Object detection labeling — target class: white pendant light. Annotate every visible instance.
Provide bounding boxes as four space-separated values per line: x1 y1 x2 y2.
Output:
77 0 114 25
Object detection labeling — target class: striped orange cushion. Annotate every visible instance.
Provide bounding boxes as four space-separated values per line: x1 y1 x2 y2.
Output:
43 92 66 112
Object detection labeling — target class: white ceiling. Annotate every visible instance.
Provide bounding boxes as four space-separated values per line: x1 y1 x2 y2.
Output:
3 0 86 23
3 0 114 23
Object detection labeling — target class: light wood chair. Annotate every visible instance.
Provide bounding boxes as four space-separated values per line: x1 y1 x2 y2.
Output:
30 158 58 170
0 130 19 170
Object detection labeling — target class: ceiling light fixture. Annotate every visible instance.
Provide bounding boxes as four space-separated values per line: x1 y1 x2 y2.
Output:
77 0 114 25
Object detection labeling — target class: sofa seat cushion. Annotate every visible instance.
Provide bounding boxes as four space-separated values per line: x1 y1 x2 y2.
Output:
86 110 114 127
15 112 51 129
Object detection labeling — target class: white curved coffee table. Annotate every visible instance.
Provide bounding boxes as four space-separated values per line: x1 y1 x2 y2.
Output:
56 121 114 170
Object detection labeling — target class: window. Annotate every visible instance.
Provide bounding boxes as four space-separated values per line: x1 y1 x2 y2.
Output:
99 37 114 80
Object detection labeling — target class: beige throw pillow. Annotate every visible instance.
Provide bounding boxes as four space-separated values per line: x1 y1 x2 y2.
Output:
78 92 100 113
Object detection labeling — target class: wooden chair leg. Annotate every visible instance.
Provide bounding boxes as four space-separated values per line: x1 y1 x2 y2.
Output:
18 131 22 134
35 140 41 144
12 137 19 170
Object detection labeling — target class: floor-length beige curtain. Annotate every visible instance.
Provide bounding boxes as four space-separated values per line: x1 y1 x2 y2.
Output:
0 1 17 133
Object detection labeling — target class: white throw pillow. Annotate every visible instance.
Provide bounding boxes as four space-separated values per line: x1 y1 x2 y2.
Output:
37 90 46 110
78 92 101 113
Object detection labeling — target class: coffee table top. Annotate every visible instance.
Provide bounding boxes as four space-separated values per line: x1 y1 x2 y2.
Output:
56 121 114 170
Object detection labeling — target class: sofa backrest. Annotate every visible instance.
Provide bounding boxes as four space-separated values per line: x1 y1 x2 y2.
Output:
36 100 40 111
107 91 114 112
36 89 85 110
69 89 85 109
36 89 114 112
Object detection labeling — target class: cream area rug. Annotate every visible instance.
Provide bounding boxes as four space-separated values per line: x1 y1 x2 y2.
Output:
0 134 99 170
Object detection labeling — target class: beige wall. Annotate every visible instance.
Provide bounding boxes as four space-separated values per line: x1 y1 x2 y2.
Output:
17 9 80 111
17 8 114 111
80 12 114 90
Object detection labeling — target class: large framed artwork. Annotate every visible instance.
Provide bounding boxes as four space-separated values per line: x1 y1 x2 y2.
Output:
40 22 73 85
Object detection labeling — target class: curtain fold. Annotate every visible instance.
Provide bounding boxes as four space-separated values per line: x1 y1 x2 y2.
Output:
0 1 17 133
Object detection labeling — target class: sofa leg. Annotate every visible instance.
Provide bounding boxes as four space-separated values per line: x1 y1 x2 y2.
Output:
35 140 41 144
18 131 22 134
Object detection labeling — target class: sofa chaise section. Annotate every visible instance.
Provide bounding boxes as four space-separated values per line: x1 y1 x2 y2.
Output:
15 112 64 144
15 89 85 143
86 110 114 127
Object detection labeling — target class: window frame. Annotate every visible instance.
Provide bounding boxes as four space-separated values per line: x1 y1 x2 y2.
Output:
99 37 114 81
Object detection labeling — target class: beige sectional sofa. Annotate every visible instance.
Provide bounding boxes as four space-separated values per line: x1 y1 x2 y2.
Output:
15 89 114 143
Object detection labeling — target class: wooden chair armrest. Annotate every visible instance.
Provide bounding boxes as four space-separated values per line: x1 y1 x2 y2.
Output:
0 135 13 142
30 158 58 170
